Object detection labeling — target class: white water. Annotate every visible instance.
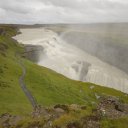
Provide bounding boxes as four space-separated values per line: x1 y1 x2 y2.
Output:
14 28 128 93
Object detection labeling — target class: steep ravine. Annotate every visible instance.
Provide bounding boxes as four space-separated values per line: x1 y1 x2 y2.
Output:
14 28 128 93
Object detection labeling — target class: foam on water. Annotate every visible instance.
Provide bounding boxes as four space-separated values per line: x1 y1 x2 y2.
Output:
14 28 128 93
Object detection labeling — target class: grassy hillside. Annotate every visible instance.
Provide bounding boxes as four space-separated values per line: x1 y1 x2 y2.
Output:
0 25 128 128
24 59 128 106
0 26 32 115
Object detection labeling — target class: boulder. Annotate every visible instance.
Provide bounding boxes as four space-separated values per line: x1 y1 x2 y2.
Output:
54 104 69 112
69 104 80 111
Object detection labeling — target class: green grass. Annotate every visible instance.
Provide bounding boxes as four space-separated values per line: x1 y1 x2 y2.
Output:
23 58 128 107
100 117 128 128
0 27 32 115
0 25 128 116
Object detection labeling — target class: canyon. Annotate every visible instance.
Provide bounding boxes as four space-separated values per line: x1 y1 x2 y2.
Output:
14 26 128 93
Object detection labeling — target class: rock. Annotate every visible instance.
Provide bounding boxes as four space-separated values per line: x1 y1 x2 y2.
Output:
0 28 5 35
81 116 100 128
54 108 65 113
97 96 128 119
0 113 11 119
115 104 124 112
123 104 128 114
85 120 100 128
24 45 44 63
81 105 86 110
115 103 128 114
69 104 80 111
54 104 69 112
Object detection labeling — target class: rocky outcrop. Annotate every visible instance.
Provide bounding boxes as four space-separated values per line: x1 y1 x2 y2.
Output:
0 28 5 36
22 45 44 63
0 98 128 128
97 96 128 119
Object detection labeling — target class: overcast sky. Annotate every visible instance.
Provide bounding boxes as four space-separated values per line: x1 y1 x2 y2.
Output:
0 0 128 24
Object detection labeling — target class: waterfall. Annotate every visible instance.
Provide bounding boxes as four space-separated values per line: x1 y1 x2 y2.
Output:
14 28 128 93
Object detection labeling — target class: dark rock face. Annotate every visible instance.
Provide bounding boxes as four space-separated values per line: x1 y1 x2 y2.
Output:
0 28 4 36
23 45 44 63
97 96 128 119
115 104 128 113
115 104 124 112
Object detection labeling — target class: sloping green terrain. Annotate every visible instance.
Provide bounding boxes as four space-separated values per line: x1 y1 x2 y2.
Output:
0 26 32 115
24 59 128 106
0 25 128 128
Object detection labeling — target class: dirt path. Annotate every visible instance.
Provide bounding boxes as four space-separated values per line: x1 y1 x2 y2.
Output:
16 52 37 108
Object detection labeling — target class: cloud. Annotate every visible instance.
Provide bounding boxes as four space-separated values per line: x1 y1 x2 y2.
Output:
0 0 128 24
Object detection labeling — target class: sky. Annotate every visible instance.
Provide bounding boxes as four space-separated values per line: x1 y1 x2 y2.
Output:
0 0 128 24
